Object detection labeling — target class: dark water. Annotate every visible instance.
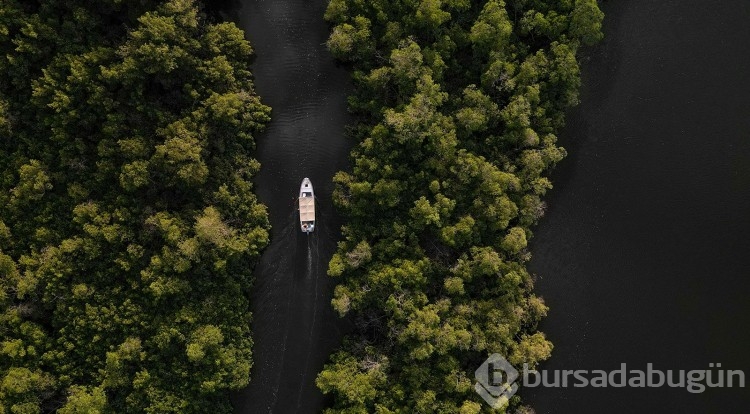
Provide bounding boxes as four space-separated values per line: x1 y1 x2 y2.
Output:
525 0 750 412
222 0 353 412
217 0 750 412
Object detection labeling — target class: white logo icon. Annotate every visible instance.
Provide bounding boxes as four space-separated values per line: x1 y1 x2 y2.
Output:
474 353 519 408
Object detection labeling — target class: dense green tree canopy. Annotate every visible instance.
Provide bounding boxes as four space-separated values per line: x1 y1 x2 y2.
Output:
319 0 603 412
0 1 270 412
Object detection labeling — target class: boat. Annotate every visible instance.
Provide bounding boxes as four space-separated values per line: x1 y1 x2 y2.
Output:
299 178 315 233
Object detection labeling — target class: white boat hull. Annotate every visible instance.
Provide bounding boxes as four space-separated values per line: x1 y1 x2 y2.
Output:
299 178 315 233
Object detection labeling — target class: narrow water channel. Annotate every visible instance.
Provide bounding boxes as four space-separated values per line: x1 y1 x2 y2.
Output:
525 0 750 412
222 0 353 412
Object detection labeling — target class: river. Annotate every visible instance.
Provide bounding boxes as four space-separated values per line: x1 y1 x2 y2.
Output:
525 0 750 412
221 0 353 412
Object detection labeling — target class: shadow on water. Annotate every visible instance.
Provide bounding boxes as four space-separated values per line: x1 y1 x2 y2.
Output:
212 0 354 413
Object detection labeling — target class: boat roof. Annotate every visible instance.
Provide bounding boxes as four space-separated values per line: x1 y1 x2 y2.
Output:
300 194 314 221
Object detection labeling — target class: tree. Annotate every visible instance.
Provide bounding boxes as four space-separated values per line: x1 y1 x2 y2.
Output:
569 0 604 46
470 0 513 56
326 16 374 62
59 386 108 414
9 160 52 205
316 351 387 409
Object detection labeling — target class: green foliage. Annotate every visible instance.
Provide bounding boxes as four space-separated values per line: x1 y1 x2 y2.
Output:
316 351 387 407
570 0 605 46
58 386 107 414
326 16 374 62
470 0 513 56
9 161 52 206
319 0 603 412
0 0 270 412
